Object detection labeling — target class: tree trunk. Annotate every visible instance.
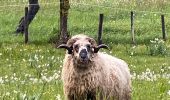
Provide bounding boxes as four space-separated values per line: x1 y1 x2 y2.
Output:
57 0 70 45
16 0 39 34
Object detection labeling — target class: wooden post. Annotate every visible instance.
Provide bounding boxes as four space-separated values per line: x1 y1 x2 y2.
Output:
161 15 166 41
98 14 104 45
24 7 29 44
57 0 70 45
131 11 135 44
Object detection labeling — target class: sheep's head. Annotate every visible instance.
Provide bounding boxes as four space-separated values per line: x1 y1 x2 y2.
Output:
58 34 109 66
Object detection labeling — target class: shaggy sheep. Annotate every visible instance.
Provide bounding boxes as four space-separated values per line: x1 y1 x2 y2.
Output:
58 34 131 100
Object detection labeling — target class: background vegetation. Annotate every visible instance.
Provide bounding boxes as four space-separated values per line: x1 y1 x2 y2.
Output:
0 0 170 99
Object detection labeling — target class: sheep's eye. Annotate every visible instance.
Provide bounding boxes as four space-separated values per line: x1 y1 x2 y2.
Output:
74 44 79 52
86 44 91 51
74 44 79 49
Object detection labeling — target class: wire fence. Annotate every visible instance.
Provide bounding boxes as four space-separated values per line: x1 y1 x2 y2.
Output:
0 2 170 15
0 1 169 44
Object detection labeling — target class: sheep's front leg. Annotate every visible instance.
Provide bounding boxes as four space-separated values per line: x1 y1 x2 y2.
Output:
87 92 96 100
66 95 74 100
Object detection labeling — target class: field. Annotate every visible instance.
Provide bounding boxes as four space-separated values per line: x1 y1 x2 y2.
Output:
0 0 170 99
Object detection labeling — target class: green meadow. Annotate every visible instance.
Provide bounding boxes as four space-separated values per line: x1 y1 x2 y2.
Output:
0 0 170 99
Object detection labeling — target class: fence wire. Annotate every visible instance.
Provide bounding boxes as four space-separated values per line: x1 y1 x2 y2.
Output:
0 1 170 15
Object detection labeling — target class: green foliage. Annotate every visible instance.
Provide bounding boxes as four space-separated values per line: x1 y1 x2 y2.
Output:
48 27 60 44
148 38 168 56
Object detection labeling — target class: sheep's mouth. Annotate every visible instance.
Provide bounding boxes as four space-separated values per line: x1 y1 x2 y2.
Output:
75 57 90 66
76 60 90 68
79 58 89 64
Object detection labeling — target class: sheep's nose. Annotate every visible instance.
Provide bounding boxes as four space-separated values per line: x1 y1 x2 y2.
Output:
79 49 87 59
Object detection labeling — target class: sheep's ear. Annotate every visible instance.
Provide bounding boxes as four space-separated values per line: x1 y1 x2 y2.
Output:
67 38 78 47
57 44 73 54
87 37 97 46
94 44 109 53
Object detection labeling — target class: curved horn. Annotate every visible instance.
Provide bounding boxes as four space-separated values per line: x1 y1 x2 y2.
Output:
94 44 109 53
57 44 73 54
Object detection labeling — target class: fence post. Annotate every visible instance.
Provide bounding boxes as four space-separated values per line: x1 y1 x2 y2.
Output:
131 11 135 44
98 14 104 45
161 15 167 41
24 7 29 44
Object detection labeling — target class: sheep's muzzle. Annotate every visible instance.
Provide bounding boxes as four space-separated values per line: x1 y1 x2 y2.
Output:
79 49 88 62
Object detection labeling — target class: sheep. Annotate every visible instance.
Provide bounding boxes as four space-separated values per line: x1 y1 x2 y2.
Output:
58 34 131 100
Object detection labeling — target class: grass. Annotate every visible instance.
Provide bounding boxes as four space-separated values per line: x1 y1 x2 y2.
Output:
0 0 170 99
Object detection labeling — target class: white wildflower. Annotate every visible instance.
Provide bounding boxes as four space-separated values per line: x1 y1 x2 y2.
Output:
0 77 4 84
22 59 26 62
37 65 41 68
6 92 10 96
5 75 8 79
51 56 55 60
41 56 44 59
167 90 170 96
22 93 27 99
155 38 159 41
34 54 39 61
28 58 33 62
56 94 61 100
13 90 18 94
